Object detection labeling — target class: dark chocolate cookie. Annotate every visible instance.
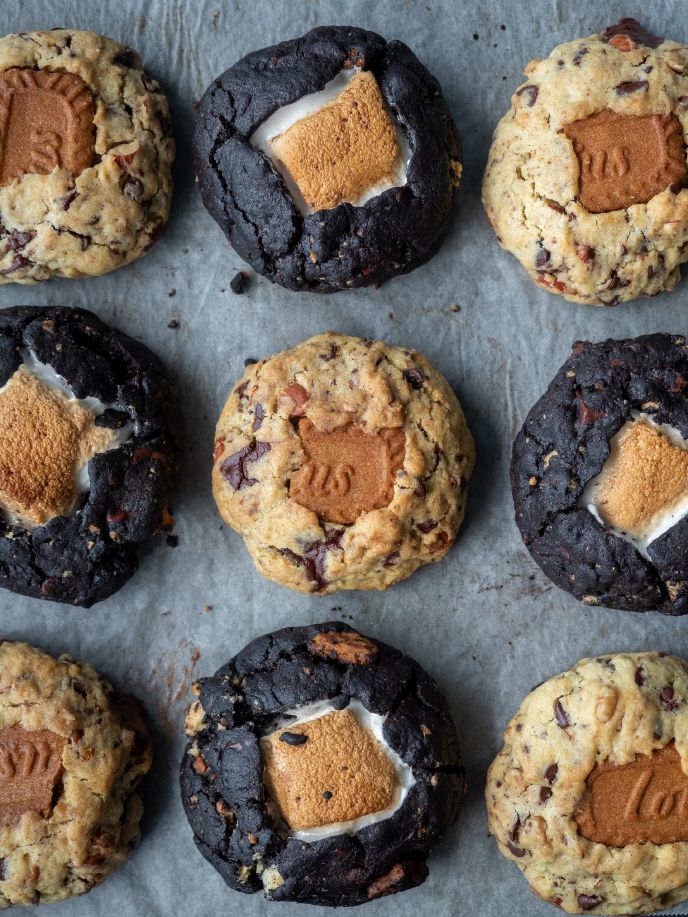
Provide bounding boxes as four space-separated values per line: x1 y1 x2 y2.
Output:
181 622 464 906
512 333 688 614
193 26 461 293
0 306 179 607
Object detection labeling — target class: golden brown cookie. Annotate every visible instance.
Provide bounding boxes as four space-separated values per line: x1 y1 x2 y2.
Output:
486 652 688 915
212 332 475 594
0 640 151 908
0 29 174 283
483 18 688 305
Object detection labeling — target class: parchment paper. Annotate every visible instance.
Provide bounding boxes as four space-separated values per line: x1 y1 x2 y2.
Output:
0 1 686 914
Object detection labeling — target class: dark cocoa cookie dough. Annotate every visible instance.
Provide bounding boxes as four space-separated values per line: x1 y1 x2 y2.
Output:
0 306 179 607
181 622 464 906
512 333 688 614
193 26 461 293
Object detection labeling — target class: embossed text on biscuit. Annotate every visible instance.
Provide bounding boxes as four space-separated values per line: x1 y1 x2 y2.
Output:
0 68 94 187
564 110 687 213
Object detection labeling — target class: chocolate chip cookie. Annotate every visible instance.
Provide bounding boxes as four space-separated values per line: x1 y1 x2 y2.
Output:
0 29 174 283
0 639 151 907
212 332 474 594
487 652 688 915
512 334 688 614
483 18 688 305
181 622 464 906
0 306 179 607
194 26 461 292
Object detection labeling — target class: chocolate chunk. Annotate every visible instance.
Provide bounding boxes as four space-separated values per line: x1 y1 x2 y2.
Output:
554 698 570 728
279 731 308 746
539 786 552 803
545 763 558 783
578 895 603 911
403 368 424 390
615 80 649 95
516 84 538 107
602 18 663 49
221 440 271 490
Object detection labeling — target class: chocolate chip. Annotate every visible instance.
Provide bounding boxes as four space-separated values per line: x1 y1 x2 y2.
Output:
535 242 550 268
615 79 649 95
230 271 248 294
61 189 78 211
114 48 138 68
321 344 341 361
516 84 539 106
539 786 552 803
578 894 603 911
403 368 424 390
323 790 333 800
279 530 343 590
575 389 607 425
554 698 570 728
545 763 558 783
602 18 662 48
253 403 264 431
606 271 629 291
572 47 588 66
634 666 645 686
279 731 307 746
416 519 438 533
661 685 680 711
7 230 34 251
220 440 271 490
506 840 525 857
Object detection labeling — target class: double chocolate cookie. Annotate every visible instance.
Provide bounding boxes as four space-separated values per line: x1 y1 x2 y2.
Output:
181 622 464 906
212 332 474 594
0 29 174 283
0 640 151 907
487 652 688 915
194 26 461 292
483 18 688 305
0 306 179 606
512 334 688 614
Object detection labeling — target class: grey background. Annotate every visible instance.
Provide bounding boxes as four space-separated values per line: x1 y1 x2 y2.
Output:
0 0 686 915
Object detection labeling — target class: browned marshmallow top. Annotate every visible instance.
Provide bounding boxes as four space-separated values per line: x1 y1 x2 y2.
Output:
0 68 95 187
593 419 688 538
261 709 400 831
269 70 402 211
290 418 405 525
563 110 687 213
575 742 688 846
0 725 65 825
0 367 117 527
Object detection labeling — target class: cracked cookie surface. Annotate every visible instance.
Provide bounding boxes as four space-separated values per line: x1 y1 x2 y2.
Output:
212 332 474 594
0 29 174 284
482 18 688 305
0 306 180 607
0 640 151 909
193 25 461 292
487 652 688 915
180 621 464 906
511 334 688 614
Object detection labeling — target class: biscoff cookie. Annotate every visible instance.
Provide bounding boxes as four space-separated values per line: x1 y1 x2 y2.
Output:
483 18 688 305
181 622 464 906
0 640 151 908
212 332 474 594
487 652 688 915
0 29 174 283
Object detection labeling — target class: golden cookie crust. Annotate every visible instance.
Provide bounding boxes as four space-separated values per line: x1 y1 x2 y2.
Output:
0 641 151 908
0 29 174 284
212 332 474 594
486 652 688 915
482 24 688 305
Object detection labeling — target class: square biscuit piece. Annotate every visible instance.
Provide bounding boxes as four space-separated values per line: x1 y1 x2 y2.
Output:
269 71 402 212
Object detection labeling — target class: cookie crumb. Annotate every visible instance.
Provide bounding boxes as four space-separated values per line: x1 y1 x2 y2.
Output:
166 534 179 548
450 303 461 312
168 288 176 297
167 318 180 329
230 271 249 294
